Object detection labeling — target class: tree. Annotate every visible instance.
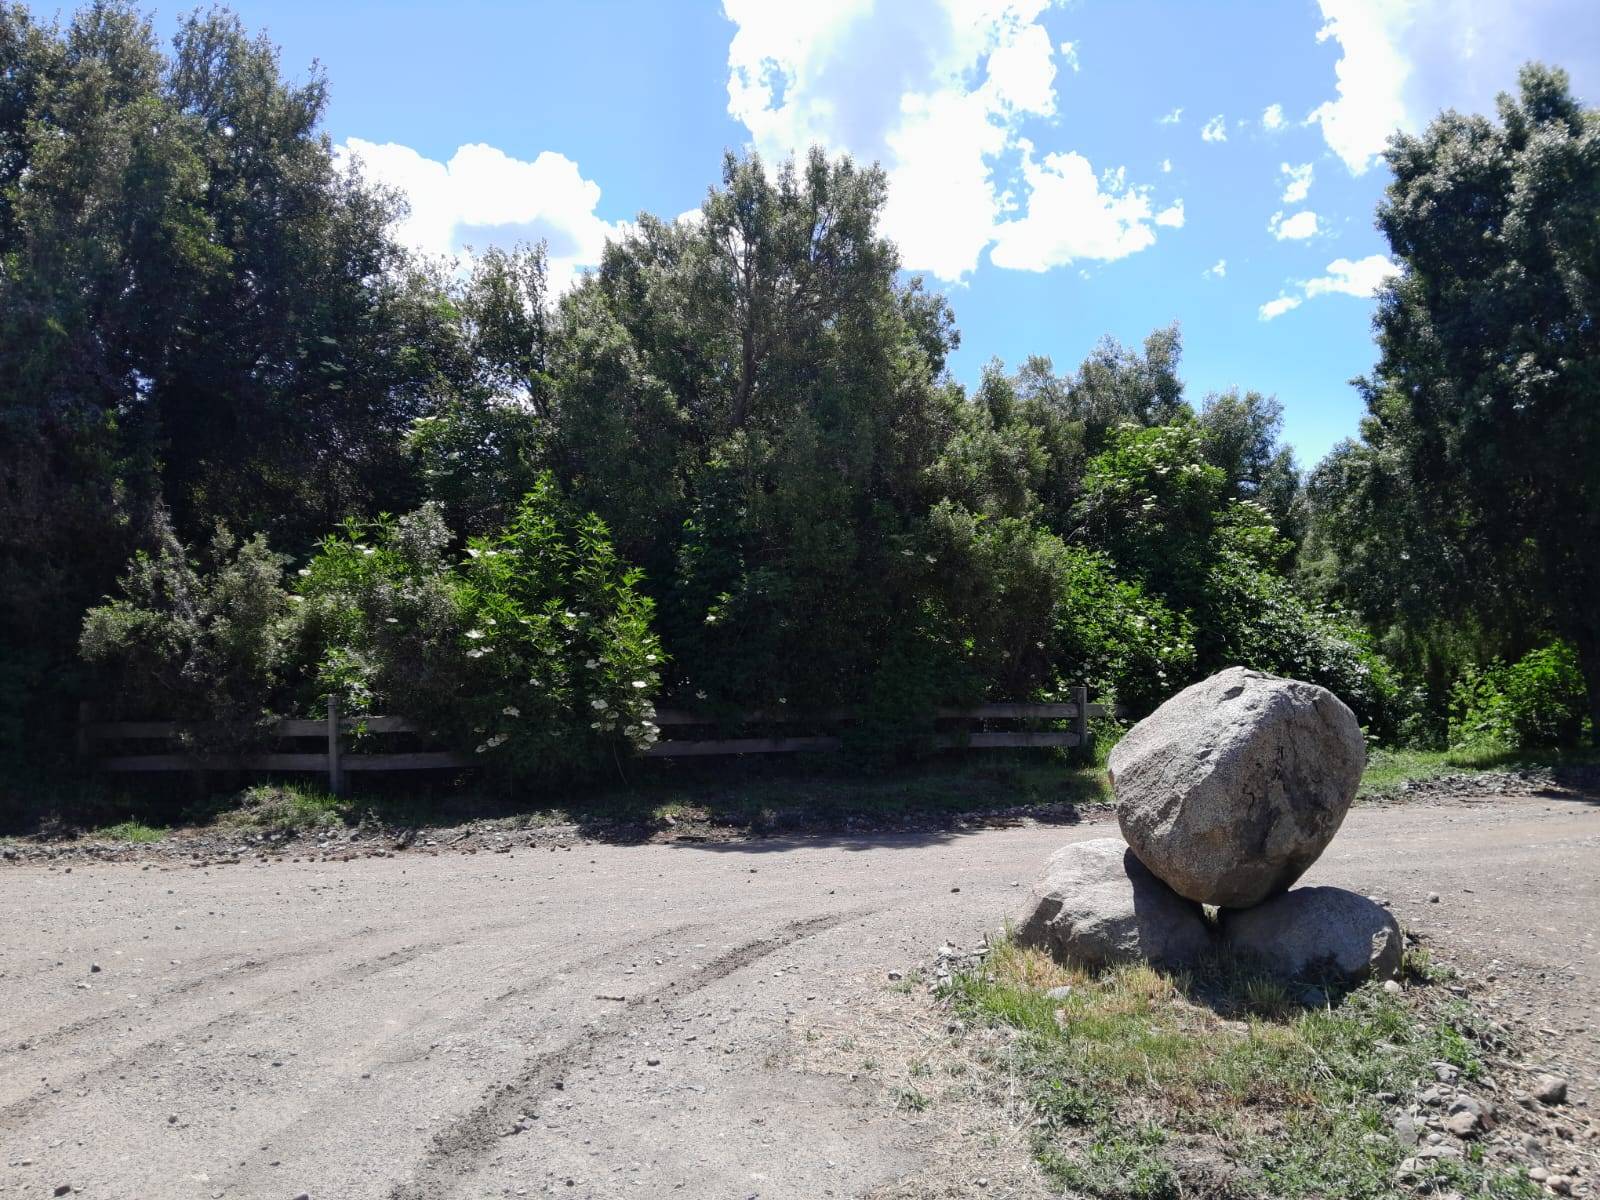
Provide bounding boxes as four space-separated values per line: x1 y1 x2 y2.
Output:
0 4 458 774
544 149 962 710
1359 63 1600 729
1196 388 1300 545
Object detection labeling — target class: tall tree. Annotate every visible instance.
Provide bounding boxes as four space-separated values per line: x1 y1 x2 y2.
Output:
0 3 454 772
547 149 962 708
1356 63 1600 727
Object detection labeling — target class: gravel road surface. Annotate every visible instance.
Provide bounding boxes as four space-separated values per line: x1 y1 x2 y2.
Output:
3 792 1596 1199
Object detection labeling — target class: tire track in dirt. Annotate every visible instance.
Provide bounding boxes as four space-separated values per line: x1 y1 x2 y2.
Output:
0 917 533 1132
213 921 708 1188
387 909 871 1200
2 923 400 1057
3 906 557 1070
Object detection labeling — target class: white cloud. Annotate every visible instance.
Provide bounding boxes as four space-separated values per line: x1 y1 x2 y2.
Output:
1259 295 1304 320
1308 0 1600 174
1059 40 1079 71
1160 157 1173 173
336 139 618 291
1306 1 1413 173
990 144 1172 270
723 0 1176 280
1262 103 1286 131
1304 253 1399 297
1268 209 1320 240
1154 199 1185 228
1158 106 1183 124
1259 252 1398 318
1201 114 1227 142
1279 161 1315 204
1204 258 1227 279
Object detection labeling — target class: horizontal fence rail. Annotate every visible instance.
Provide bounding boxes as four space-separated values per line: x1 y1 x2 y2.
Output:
80 689 1106 792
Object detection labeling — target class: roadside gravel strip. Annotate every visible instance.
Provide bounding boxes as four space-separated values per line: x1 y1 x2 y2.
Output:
3 792 1597 1198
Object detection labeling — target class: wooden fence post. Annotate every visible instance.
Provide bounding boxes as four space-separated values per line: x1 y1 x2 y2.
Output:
327 694 344 797
1071 685 1089 756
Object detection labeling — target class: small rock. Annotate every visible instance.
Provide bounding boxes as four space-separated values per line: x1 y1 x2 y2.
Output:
1434 1062 1461 1084
886 971 903 982
1531 1168 1551 1183
1383 979 1403 995
1534 1075 1569 1105
89 963 101 973
1549 1177 1572 1196
1445 1110 1480 1138
54 1187 72 1198
1428 893 1440 904
1044 985 1073 1000
1393 1115 1422 1147
1447 1096 1495 1136
645 1057 660 1067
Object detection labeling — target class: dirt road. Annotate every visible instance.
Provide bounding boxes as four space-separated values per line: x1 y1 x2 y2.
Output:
3 793 1597 1199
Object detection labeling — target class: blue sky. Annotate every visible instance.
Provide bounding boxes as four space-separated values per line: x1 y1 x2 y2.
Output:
152 0 1599 468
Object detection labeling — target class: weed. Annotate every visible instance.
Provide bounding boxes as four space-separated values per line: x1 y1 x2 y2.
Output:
225 784 348 832
99 819 165 843
892 1086 930 1113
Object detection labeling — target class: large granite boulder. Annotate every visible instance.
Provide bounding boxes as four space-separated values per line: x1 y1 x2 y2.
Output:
1109 667 1364 907
1221 886 1403 982
1015 837 1213 969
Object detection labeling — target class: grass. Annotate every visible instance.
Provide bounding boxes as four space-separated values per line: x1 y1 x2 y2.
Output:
221 783 351 832
1359 741 1600 798
98 819 166 842
937 937 1539 1200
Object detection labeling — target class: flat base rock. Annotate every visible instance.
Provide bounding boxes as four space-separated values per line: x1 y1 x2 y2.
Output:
1221 886 1403 982
1015 837 1213 970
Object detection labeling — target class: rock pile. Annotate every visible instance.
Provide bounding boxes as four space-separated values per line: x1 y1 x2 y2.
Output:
1019 666 1402 982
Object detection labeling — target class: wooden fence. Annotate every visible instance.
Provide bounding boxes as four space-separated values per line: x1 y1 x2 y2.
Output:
79 688 1105 794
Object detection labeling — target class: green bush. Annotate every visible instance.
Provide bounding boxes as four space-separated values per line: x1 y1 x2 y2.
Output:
923 502 1072 700
1054 548 1196 717
293 478 663 782
921 503 1197 719
80 518 292 751
1449 641 1589 752
1197 538 1400 738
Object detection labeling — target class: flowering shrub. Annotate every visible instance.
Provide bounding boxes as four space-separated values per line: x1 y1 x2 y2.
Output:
292 479 662 781
453 477 663 778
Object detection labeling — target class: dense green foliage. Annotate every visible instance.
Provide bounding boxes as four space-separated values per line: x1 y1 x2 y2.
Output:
80 520 292 750
1449 641 1589 754
2 5 1592 813
1302 64 1600 740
